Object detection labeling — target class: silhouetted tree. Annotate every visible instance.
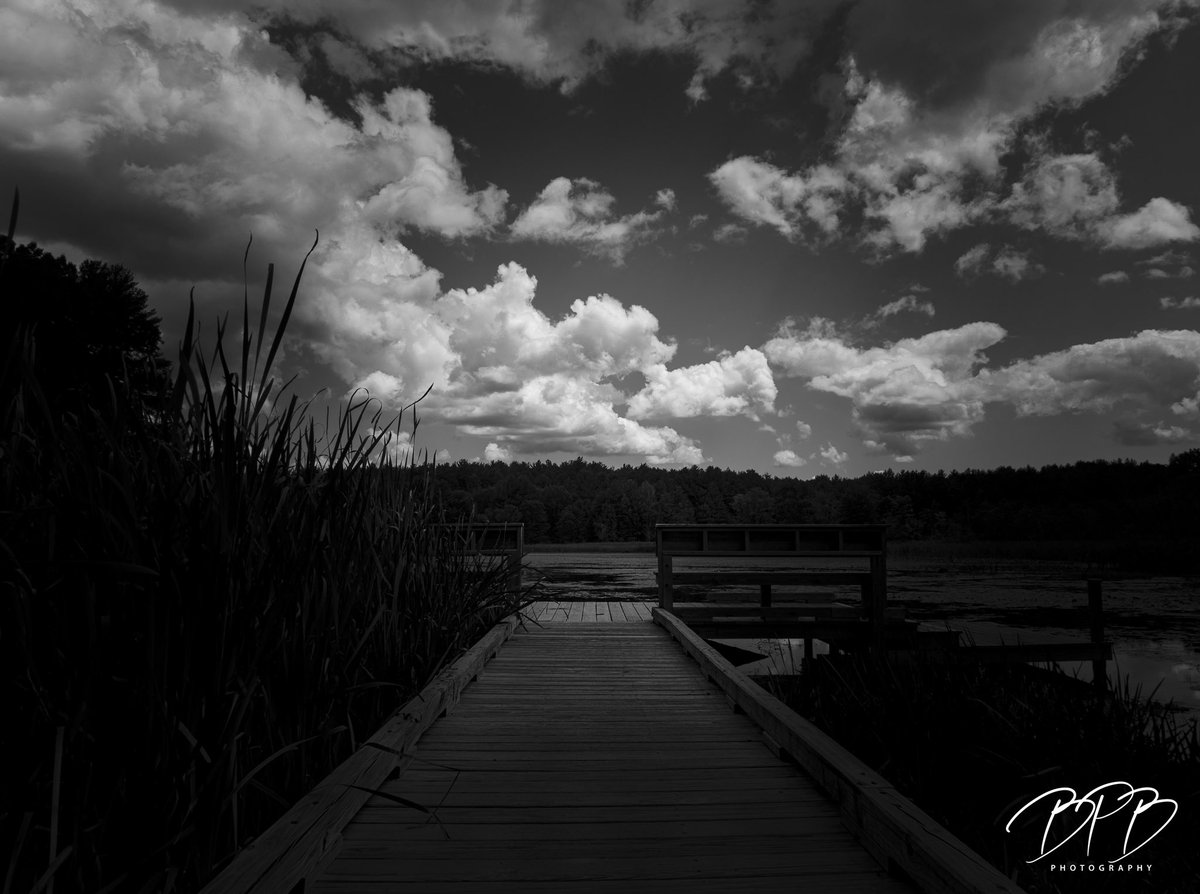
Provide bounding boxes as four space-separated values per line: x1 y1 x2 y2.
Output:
0 236 169 417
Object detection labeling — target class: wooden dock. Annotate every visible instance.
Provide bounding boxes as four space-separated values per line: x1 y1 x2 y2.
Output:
310 602 913 893
205 599 1024 894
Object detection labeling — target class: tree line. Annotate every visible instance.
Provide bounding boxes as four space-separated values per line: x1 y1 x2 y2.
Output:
428 453 1200 568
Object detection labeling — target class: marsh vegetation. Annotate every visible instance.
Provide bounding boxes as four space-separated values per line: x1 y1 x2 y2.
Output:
1 206 526 891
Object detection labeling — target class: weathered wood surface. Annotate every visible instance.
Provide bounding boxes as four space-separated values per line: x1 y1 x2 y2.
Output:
200 616 520 894
653 608 1025 894
522 599 654 623
312 621 914 893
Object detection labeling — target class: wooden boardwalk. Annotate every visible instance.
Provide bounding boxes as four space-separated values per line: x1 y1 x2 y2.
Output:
311 602 913 892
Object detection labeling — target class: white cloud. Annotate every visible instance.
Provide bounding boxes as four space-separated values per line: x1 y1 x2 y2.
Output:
627 348 777 421
764 321 1200 456
482 442 513 463
773 449 807 468
1101 197 1200 250
795 421 813 439
765 320 1004 456
1006 153 1200 251
1160 297 1200 310
712 222 748 243
1146 266 1194 280
509 177 668 262
708 157 849 242
1113 420 1197 446
980 329 1200 417
871 294 936 323
1098 271 1130 285
655 188 677 211
991 246 1044 282
819 443 849 465
954 244 991 278
705 8 1191 254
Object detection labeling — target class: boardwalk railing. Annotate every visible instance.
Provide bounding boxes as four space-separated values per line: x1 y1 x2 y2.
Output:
437 522 524 594
653 607 1024 894
199 614 521 894
655 523 888 641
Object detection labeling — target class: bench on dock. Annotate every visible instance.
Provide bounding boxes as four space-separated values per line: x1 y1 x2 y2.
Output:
437 522 524 594
655 524 893 646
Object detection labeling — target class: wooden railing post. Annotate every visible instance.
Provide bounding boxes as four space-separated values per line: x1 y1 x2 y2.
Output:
1088 578 1106 695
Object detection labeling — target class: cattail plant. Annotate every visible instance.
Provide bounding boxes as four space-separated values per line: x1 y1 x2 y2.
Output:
1 194 529 892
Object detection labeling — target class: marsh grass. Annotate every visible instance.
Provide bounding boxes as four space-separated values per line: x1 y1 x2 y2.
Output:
767 650 1199 893
1 207 529 891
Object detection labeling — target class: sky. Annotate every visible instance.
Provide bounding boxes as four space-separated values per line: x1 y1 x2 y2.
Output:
5 0 1200 477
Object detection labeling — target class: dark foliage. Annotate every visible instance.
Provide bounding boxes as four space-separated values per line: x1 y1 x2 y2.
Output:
776 654 1199 893
432 454 1200 570
0 232 171 417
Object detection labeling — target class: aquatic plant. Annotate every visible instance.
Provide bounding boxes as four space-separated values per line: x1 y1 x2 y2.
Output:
767 650 1199 893
1 195 528 892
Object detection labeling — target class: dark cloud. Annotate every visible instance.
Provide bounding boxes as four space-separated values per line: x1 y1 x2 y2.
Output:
845 0 1165 110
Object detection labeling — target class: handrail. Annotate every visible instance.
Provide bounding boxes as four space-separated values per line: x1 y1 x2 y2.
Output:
654 524 888 642
200 614 520 894
653 607 1025 894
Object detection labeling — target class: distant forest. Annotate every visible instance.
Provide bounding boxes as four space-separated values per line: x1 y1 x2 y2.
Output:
431 453 1200 568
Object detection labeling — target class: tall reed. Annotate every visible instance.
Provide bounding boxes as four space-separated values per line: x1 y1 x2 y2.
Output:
1 207 527 892
769 651 1199 893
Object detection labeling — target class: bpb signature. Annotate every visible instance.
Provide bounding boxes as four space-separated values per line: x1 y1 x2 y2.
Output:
1006 781 1178 864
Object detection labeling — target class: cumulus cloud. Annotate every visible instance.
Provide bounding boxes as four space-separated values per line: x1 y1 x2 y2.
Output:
1113 420 1197 446
765 320 1004 455
627 348 777 421
773 449 808 468
1006 152 1200 251
482 442 513 463
819 443 849 465
708 157 849 242
1160 296 1200 309
510 177 668 262
0 2 741 464
983 329 1200 417
763 319 1200 457
1098 270 1130 285
1102 197 1200 249
795 421 813 439
0 2 508 287
707 6 1195 254
992 246 1045 281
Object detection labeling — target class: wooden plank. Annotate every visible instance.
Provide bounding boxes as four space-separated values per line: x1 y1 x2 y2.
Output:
314 871 897 893
652 607 1023 894
321 849 883 881
201 615 520 894
314 622 915 893
669 571 870 586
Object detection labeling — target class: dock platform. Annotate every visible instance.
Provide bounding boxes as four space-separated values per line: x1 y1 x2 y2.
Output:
310 603 912 892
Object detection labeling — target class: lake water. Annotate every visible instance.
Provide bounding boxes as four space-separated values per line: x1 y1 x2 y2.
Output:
525 551 1200 716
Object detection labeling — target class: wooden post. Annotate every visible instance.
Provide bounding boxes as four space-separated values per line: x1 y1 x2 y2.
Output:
1088 578 1106 696
869 547 887 650
660 554 674 610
